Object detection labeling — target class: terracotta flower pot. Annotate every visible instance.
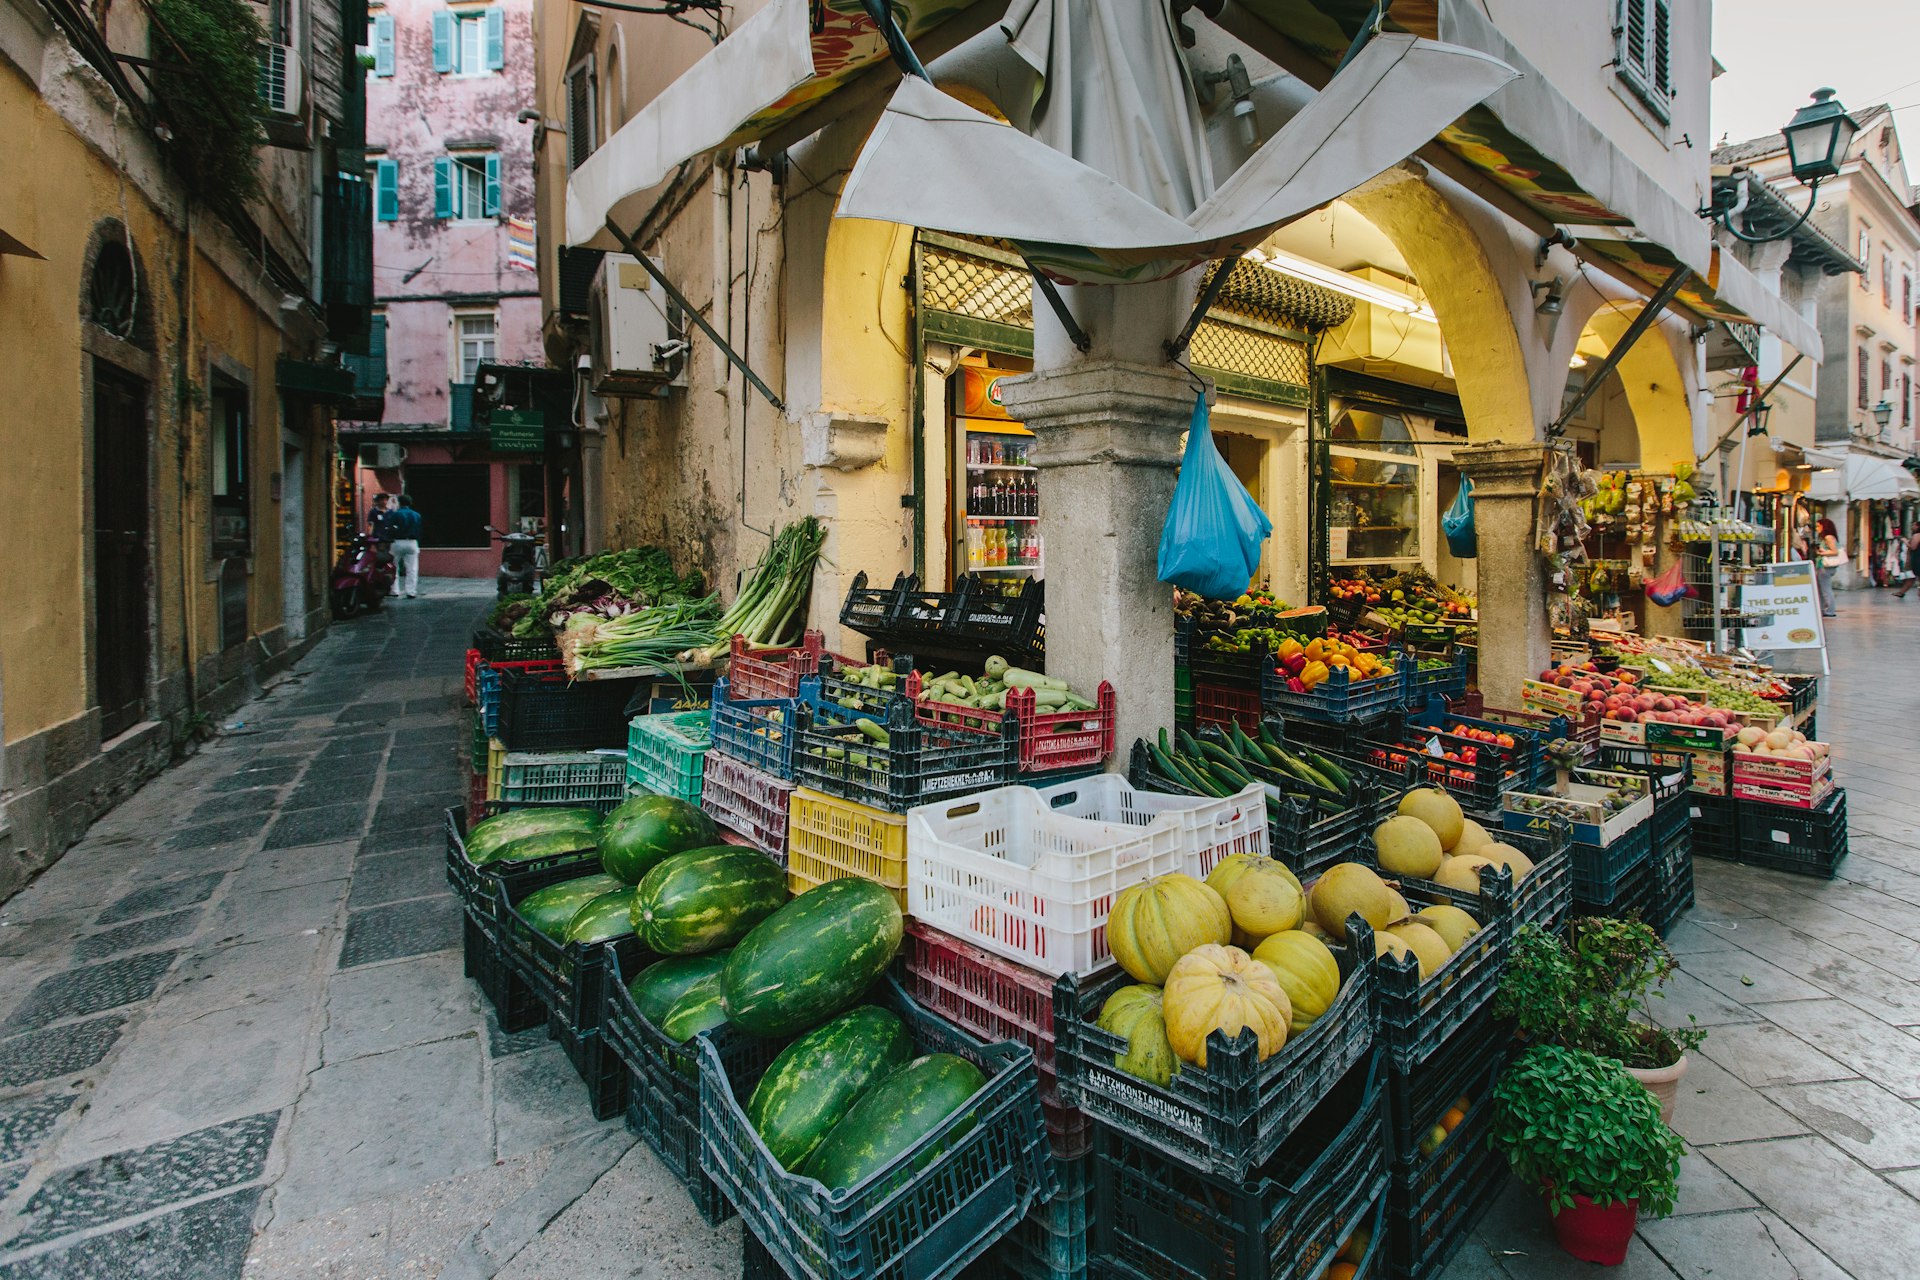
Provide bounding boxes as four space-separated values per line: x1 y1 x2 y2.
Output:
1548 1191 1639 1265
1628 1054 1688 1124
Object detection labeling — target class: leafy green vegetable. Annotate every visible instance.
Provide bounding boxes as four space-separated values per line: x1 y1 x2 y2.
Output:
1490 1044 1683 1217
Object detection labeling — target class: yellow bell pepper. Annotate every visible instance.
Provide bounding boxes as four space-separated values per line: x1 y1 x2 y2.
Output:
1300 660 1331 689
1304 639 1327 664
1278 637 1305 662
1326 654 1351 669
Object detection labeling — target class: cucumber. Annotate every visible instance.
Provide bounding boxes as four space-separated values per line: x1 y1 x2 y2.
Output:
1303 749 1353 794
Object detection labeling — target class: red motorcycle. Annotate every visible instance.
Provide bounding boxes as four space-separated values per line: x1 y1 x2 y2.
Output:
329 534 397 619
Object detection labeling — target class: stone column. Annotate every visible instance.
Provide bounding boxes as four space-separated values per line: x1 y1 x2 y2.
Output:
1452 441 1552 710
994 361 1198 759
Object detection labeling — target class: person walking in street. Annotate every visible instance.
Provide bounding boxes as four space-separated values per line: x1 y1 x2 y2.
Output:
1815 517 1843 618
388 494 423 598
1895 527 1920 598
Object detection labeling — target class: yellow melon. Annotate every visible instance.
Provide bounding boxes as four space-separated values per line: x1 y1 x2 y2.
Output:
1433 855 1496 893
1397 787 1465 850
1224 862 1304 940
1387 921 1452 979
1415 904 1482 953
1311 863 1395 940
1163 944 1290 1067
1375 815 1444 878
1107 874 1231 985
1480 843 1535 883
1452 819 1494 858
1252 930 1342 1033
1383 886 1412 924
1096 984 1176 1087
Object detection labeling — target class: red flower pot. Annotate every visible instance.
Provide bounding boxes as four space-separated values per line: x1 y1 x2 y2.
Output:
1547 1191 1639 1265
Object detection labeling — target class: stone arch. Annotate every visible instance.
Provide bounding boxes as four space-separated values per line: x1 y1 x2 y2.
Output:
1342 174 1534 443
1566 300 1698 471
80 219 152 349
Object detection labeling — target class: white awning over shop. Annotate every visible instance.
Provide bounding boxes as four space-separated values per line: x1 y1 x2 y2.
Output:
1806 453 1920 503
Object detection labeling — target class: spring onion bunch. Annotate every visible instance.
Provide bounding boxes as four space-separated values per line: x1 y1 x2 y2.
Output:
559 598 722 675
692 518 828 663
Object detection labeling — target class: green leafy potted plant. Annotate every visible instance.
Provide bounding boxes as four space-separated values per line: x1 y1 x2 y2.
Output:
1490 1043 1684 1265
1494 918 1705 1122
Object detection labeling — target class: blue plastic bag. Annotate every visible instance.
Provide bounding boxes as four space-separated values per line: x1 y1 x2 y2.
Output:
1158 395 1272 600
1443 476 1477 559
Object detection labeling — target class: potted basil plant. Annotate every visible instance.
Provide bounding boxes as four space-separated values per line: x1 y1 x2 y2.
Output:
1494 918 1705 1122
1490 1043 1684 1265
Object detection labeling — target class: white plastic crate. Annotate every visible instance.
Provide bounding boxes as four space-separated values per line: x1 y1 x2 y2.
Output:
906 785 1190 978
1028 773 1268 877
498 748 630 807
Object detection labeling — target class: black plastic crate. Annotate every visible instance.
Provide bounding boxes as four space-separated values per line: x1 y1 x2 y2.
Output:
991 1151 1093 1280
1385 1010 1513 1161
465 912 545 1034
1576 851 1657 922
1053 947 1375 1182
1349 888 1507 1074
496 668 644 752
1735 788 1848 879
1649 828 1694 936
1567 822 1653 903
699 975 1054 1280
791 688 1015 813
1686 792 1739 863
1263 663 1407 726
1184 634 1278 694
1090 1052 1387 1280
601 949 757 1225
838 571 1045 667
473 622 559 664
1385 1110 1509 1279
1364 818 1574 943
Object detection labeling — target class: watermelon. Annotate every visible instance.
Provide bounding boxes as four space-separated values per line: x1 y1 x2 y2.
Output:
722 878 904 1037
488 830 602 866
564 888 640 944
518 874 624 939
747 1006 914 1171
633 847 786 955
630 952 731 1025
658 976 729 1073
467 807 601 863
801 1053 986 1190
601 794 718 885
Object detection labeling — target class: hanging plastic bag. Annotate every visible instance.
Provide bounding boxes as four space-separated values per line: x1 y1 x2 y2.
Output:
1645 559 1693 607
1158 394 1272 601
1442 477 1477 559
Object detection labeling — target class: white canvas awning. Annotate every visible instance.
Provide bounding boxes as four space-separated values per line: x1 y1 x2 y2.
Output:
835 32 1518 285
1806 453 1920 503
566 0 999 248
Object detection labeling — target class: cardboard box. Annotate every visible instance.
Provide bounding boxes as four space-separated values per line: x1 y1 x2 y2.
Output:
1502 781 1653 847
1523 679 1589 717
1732 777 1834 810
1645 722 1733 752
1732 750 1831 788
1655 748 1728 796
1601 718 1646 745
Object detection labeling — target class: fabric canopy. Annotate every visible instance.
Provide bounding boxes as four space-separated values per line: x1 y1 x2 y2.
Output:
1578 237 1824 362
566 0 992 247
835 31 1519 285
1806 453 1920 503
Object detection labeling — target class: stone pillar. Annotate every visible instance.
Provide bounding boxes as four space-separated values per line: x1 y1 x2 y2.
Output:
1452 441 1552 710
994 361 1198 759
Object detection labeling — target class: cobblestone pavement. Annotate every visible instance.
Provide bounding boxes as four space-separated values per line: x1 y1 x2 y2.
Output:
0 583 737 1279
1443 588 1920 1280
2 580 1916 1278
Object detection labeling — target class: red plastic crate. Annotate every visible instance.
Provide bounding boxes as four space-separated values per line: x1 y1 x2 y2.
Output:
1008 682 1116 775
724 631 865 702
464 648 484 705
1193 680 1262 734
898 919 1089 1159
464 768 488 827
701 750 795 863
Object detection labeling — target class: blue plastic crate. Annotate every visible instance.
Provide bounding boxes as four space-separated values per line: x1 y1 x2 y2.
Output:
709 677 804 780
1403 652 1469 706
1569 821 1654 905
1263 663 1406 725
792 687 1015 813
698 974 1054 1280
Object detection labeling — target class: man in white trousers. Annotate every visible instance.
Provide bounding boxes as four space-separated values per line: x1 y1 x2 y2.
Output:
387 494 423 598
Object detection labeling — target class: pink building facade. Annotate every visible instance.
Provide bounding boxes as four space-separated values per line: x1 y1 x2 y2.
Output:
343 0 543 579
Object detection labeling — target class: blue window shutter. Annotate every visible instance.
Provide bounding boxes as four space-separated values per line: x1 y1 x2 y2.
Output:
431 10 453 73
375 159 399 221
373 14 394 77
484 154 501 217
369 315 387 357
485 8 504 70
433 157 452 218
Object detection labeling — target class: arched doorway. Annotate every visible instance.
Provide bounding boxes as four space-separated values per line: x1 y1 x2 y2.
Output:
82 225 153 740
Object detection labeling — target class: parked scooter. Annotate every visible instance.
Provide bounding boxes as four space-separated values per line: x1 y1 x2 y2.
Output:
490 525 546 598
329 534 397 619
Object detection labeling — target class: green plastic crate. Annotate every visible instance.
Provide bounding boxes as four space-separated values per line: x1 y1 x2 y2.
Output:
626 710 712 804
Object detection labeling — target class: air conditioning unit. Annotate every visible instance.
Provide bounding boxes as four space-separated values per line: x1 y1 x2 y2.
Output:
358 443 406 469
589 254 684 397
257 42 302 116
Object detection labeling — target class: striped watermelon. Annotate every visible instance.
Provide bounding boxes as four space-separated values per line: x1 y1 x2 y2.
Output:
467 807 601 863
801 1053 986 1190
746 1006 914 1172
601 794 718 885
721 878 904 1038
658 975 730 1075
518 875 624 940
564 888 639 944
629 952 730 1025
633 847 787 955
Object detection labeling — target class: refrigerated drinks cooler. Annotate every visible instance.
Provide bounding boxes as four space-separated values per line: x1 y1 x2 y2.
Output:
953 368 1042 591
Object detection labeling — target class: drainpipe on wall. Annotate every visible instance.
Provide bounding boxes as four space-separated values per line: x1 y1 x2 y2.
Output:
175 197 200 729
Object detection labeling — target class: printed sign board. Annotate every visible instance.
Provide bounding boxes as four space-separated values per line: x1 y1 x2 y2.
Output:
489 408 545 453
1739 561 1829 673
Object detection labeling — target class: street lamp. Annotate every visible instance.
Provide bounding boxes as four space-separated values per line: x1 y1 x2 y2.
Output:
1872 399 1894 433
1704 89 1858 244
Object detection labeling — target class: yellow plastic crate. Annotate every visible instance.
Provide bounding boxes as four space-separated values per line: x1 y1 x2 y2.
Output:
485 739 506 801
786 787 908 908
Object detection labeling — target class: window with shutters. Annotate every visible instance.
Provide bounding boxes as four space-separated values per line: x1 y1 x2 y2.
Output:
1615 0 1674 123
1859 348 1871 410
1883 359 1894 394
1904 374 1913 429
456 313 496 383
432 7 503 76
567 59 597 171
1906 274 1914 322
374 157 399 221
435 153 500 221
1859 228 1872 290
370 14 394 77
1883 253 1894 308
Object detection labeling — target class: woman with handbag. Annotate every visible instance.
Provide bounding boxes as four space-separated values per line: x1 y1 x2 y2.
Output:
1815 517 1843 617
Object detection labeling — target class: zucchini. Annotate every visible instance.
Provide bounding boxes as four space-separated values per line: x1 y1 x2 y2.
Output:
1005 667 1069 693
1303 749 1353 794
